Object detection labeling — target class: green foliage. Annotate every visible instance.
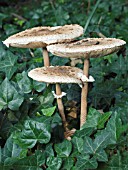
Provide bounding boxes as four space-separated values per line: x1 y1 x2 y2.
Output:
0 0 128 169
0 78 23 111
41 106 56 116
54 140 72 157
13 116 52 148
0 51 18 79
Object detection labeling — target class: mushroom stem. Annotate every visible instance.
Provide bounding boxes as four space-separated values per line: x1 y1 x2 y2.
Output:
42 48 68 132
56 83 68 131
42 47 50 67
80 59 89 127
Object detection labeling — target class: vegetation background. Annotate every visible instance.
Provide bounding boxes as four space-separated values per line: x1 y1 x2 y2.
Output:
0 0 128 169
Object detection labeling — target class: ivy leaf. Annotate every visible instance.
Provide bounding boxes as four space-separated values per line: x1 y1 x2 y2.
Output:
93 131 111 151
1 136 26 163
97 111 112 129
33 80 46 92
90 80 117 108
45 144 54 157
51 56 69 66
38 87 54 107
13 116 52 148
54 140 72 157
83 133 110 162
83 137 94 154
75 155 98 170
0 13 7 28
16 71 32 93
46 156 62 170
0 78 24 111
74 128 94 138
0 51 18 79
110 56 127 74
81 108 101 130
62 157 74 170
41 106 56 116
72 137 83 154
4 150 45 170
106 152 128 170
0 42 6 60
105 112 122 144
94 149 108 162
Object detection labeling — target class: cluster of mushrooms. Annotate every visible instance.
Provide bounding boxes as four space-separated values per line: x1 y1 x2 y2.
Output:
3 24 126 139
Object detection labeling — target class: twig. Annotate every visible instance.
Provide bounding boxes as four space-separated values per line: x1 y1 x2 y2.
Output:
11 13 27 21
84 0 101 34
49 0 60 24
29 49 35 57
87 0 91 14
90 31 106 38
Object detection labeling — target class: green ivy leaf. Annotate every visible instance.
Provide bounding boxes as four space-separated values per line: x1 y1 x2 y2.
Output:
41 106 56 116
4 150 45 170
105 112 122 144
81 108 101 130
72 137 83 154
0 13 7 28
51 56 69 66
54 140 72 157
45 144 54 157
0 78 24 111
0 42 6 60
106 152 128 170
46 156 62 170
74 128 94 139
62 157 74 170
13 116 52 148
0 51 18 79
83 137 94 154
16 71 32 93
38 87 54 107
94 149 108 162
33 80 46 92
83 132 110 162
110 56 127 74
97 111 112 129
75 155 98 170
1 136 26 163
93 131 111 151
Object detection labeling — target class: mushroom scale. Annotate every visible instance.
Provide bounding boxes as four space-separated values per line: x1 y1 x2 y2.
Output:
28 66 84 84
3 24 83 48
47 38 126 58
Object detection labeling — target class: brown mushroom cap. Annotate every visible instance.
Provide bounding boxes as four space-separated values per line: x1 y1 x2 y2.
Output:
3 24 83 48
47 38 126 59
28 66 85 84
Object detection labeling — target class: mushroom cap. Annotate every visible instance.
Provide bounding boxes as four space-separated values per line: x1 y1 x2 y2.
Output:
28 66 84 84
3 24 83 48
47 38 126 59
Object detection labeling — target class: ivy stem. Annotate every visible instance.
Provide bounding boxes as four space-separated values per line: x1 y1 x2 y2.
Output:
80 59 89 127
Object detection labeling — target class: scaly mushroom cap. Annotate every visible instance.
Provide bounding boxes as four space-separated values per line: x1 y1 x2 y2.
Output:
47 38 126 59
28 66 85 84
3 24 83 48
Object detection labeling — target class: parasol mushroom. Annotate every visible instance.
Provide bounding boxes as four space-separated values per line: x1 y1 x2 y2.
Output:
47 38 126 127
3 24 83 66
28 66 92 134
3 24 84 131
